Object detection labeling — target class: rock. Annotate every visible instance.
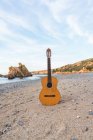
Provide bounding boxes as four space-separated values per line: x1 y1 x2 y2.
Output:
2 123 12 134
0 74 8 78
0 74 3 77
76 115 80 118
82 127 89 133
17 120 24 126
8 63 32 79
0 131 3 136
88 111 93 115
71 137 78 140
86 116 89 119
5 124 11 128
85 127 89 131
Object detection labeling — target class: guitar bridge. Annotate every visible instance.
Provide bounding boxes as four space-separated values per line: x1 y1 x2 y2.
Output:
44 95 55 97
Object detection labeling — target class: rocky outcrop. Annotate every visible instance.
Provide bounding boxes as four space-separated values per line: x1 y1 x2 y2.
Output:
8 63 32 79
53 58 93 73
0 74 3 77
0 74 8 78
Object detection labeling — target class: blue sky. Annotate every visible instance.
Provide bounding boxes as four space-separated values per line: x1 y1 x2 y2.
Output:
0 0 93 74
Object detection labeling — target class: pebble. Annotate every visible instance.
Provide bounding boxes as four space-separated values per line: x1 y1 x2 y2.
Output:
17 120 24 126
72 100 75 102
89 111 93 115
76 115 80 118
5 123 11 128
85 127 89 131
0 131 3 136
2 123 12 134
13 110 20 115
71 137 78 140
82 127 89 133
86 116 89 119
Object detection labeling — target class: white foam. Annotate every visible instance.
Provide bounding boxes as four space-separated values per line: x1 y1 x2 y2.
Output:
0 75 42 84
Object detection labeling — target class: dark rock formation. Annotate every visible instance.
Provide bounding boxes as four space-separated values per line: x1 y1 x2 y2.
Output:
0 74 3 77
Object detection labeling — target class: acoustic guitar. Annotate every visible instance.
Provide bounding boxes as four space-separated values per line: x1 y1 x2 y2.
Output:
39 48 61 106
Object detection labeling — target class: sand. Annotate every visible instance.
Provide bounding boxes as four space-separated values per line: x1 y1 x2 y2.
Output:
0 73 93 140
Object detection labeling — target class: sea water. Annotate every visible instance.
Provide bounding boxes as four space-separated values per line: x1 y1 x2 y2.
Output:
0 75 46 84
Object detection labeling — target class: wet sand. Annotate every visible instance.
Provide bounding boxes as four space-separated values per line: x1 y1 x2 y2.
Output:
0 73 93 140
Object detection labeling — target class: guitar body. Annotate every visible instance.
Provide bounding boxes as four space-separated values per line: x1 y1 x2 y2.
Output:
39 76 61 106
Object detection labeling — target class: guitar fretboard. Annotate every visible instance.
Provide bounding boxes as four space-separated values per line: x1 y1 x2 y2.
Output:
47 57 52 83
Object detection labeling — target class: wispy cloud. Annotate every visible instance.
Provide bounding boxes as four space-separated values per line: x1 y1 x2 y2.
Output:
66 14 93 46
0 9 34 32
66 15 84 37
42 0 71 22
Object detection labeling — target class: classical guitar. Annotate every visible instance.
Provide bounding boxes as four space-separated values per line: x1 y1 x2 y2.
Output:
39 48 61 106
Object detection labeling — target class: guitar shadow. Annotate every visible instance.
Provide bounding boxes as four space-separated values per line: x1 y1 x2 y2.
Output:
58 95 72 104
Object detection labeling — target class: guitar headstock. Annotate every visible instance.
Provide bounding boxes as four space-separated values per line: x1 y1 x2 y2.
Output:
46 48 51 58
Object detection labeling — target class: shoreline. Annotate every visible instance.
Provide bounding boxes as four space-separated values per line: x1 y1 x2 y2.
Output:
0 72 93 85
32 71 93 75
0 73 93 94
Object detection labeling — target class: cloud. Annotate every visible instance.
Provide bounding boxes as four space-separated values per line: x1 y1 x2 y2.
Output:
36 11 60 39
42 0 71 23
66 15 84 37
0 9 34 32
66 14 93 45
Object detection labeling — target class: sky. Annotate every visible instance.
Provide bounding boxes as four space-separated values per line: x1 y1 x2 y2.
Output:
0 0 93 74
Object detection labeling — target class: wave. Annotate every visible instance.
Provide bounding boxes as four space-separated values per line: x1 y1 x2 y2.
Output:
0 75 46 84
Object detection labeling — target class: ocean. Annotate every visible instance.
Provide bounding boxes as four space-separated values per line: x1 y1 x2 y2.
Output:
0 75 46 84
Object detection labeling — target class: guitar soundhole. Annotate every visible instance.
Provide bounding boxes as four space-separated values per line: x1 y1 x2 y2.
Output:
47 82 52 88
44 95 55 97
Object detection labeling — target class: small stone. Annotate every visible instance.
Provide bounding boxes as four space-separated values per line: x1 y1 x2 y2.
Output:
86 116 89 119
89 111 93 115
85 127 89 131
82 127 89 133
92 102 93 104
17 120 24 126
68 107 71 110
13 110 20 115
77 115 80 118
71 137 78 140
5 123 11 128
0 131 3 136
62 100 65 103
72 100 75 102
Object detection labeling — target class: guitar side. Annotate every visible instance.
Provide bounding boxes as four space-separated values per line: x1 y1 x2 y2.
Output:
39 77 61 106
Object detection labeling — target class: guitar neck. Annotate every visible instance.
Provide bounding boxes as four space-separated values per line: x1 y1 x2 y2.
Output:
47 57 52 83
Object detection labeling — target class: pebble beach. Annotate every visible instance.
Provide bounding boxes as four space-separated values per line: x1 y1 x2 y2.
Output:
0 73 93 140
